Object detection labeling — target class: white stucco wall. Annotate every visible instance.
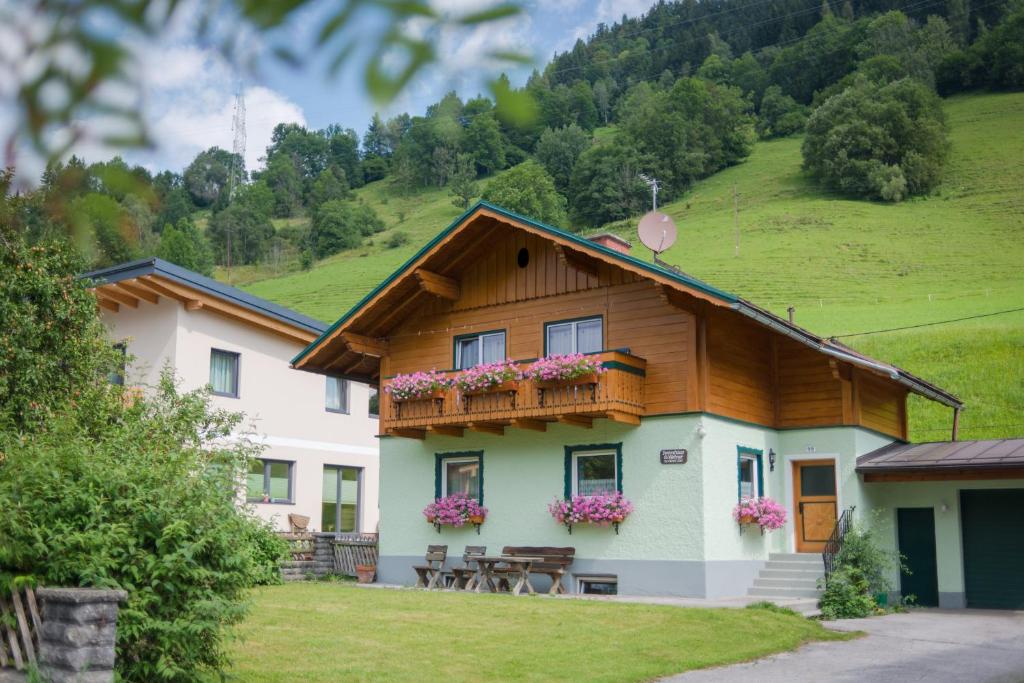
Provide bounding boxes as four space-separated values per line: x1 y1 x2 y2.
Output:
100 299 380 533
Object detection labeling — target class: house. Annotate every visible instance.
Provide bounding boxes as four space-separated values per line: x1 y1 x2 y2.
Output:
85 258 380 535
292 202 1023 608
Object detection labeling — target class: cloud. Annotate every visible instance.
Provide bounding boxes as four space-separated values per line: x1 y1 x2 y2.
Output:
558 0 653 54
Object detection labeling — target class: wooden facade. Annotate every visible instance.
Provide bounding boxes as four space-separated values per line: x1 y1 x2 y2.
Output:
297 207 915 440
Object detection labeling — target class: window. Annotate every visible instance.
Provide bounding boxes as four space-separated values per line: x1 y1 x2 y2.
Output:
565 444 622 497
737 448 763 501
454 331 506 369
326 376 349 413
368 387 379 419
436 452 483 501
209 349 240 398
247 459 293 504
545 317 603 356
107 342 127 386
578 575 618 595
322 466 360 533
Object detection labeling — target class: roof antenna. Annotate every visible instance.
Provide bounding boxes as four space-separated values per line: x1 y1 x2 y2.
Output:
636 174 682 274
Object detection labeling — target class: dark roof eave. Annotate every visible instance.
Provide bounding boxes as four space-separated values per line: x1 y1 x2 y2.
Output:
857 463 1024 473
83 257 327 335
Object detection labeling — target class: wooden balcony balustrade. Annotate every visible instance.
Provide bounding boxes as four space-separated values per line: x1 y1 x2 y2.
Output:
380 351 646 438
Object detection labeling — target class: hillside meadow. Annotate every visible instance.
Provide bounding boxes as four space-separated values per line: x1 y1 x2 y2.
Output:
242 92 1024 442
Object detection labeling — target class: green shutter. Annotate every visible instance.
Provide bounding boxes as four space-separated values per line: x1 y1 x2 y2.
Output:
434 454 442 500
563 448 573 499
615 445 623 494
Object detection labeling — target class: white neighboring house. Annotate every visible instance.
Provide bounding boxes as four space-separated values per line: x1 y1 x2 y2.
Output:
85 258 380 534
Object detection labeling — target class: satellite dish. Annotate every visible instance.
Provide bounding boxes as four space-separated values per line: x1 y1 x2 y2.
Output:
638 211 677 255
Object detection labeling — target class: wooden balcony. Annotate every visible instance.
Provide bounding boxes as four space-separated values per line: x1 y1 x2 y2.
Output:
380 351 647 438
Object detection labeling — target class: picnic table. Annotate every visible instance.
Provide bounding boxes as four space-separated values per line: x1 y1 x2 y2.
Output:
473 555 544 596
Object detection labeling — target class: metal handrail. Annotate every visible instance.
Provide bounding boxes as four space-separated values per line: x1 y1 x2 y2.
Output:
823 505 856 585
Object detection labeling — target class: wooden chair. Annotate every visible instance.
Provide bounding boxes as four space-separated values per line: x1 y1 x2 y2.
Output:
288 514 311 534
494 546 576 594
446 546 487 590
412 545 448 589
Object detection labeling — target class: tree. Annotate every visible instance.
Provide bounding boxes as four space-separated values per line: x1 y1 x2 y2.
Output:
448 153 478 210
154 188 194 234
324 125 364 189
363 113 390 158
535 124 592 194
236 180 276 218
593 78 615 124
757 86 808 138
261 154 304 218
462 113 507 175
308 168 351 211
207 203 275 265
802 77 948 201
265 124 329 183
309 200 385 257
481 161 567 227
569 80 600 130
156 218 214 275
69 193 136 267
568 144 650 228
183 147 241 209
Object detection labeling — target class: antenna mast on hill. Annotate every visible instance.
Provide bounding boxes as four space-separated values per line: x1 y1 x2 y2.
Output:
226 82 246 282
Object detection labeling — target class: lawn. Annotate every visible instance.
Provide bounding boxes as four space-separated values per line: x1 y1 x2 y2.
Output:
225 584 847 682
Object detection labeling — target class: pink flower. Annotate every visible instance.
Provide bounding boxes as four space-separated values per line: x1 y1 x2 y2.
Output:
423 494 488 526
385 369 453 400
548 492 633 527
522 354 607 383
732 496 787 531
454 359 520 394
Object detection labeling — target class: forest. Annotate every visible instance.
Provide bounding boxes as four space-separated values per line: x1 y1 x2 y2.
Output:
3 0 1021 276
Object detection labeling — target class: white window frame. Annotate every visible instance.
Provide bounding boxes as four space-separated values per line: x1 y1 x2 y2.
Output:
545 317 603 355
325 376 350 414
572 449 618 497
441 455 481 499
739 453 760 500
455 331 506 369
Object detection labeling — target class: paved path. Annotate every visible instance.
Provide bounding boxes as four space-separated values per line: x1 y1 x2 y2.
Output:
666 609 1024 683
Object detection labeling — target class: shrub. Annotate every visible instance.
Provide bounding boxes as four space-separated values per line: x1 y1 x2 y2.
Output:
802 77 948 201
820 566 878 619
385 231 410 249
818 519 901 620
481 161 567 227
310 200 385 258
0 374 277 680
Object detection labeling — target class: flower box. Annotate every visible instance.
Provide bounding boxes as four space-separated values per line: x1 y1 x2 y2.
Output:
738 514 756 525
535 372 599 389
732 497 787 532
549 492 634 534
423 494 488 533
461 380 519 397
393 388 447 403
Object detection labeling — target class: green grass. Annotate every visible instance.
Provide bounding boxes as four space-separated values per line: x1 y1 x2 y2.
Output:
225 584 848 682
239 92 1024 442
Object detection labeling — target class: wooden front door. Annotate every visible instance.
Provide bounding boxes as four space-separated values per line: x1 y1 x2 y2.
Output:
793 460 838 553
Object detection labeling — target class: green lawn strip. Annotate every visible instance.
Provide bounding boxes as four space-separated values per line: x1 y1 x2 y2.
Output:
225 584 850 682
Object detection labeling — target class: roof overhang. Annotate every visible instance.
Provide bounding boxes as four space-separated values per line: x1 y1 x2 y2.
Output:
83 258 326 345
857 438 1024 481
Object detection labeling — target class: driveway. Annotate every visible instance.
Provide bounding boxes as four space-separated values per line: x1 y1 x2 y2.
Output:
665 609 1024 683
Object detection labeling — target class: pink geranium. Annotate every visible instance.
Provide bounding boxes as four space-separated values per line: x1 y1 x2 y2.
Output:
732 496 787 531
522 354 607 383
385 369 453 401
454 359 520 394
423 494 488 527
549 492 633 527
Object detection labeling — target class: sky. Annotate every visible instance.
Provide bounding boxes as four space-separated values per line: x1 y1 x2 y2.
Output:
0 0 654 180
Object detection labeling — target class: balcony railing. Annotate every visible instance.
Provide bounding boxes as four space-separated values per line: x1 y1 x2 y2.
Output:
380 351 646 438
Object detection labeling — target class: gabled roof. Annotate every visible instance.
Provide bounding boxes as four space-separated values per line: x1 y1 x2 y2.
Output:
292 201 962 409
857 438 1024 473
83 258 327 343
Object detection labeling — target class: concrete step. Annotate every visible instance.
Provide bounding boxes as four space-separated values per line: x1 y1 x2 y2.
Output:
763 560 824 572
753 578 820 589
760 569 824 580
768 553 821 563
748 586 822 599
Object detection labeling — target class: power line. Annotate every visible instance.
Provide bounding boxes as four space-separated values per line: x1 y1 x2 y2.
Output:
831 307 1024 338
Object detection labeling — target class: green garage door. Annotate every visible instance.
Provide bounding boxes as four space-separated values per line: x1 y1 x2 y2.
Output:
960 489 1024 609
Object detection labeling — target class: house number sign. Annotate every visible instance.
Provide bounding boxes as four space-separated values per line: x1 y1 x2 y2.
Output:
660 449 688 464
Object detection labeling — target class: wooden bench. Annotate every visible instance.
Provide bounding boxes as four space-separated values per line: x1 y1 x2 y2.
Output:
495 546 575 594
412 545 447 589
444 546 486 590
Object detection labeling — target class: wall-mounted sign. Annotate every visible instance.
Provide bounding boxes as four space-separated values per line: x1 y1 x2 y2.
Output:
660 449 688 464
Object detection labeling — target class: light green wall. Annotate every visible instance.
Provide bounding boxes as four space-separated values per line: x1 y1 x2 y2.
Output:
378 413 900 563
379 416 709 561
862 479 1024 596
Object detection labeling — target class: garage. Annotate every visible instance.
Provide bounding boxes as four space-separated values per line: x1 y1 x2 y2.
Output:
961 489 1024 609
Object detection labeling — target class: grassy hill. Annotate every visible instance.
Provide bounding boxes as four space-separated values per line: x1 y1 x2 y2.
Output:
242 91 1024 442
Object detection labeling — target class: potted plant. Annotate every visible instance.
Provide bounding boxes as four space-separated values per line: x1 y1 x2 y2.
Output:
524 354 607 388
548 492 634 534
355 564 376 584
385 369 453 402
732 497 787 533
455 359 520 396
423 494 488 533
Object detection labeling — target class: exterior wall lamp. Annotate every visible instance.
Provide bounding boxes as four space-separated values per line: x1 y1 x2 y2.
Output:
768 448 776 472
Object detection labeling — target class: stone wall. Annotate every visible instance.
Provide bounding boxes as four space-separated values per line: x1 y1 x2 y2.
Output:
280 533 338 581
35 587 127 683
